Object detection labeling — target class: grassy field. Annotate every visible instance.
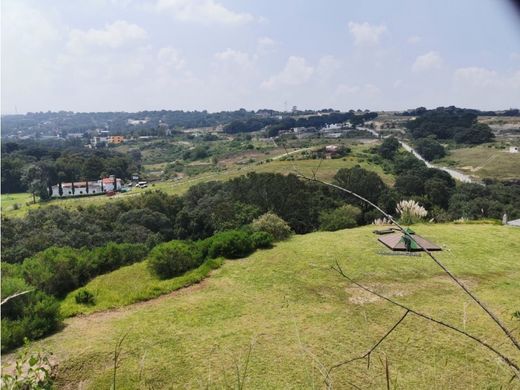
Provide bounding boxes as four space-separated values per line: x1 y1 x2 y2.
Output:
10 224 520 389
60 258 223 317
440 144 520 181
1 142 392 219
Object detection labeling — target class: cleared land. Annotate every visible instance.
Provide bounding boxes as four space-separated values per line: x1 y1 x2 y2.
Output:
440 145 520 181
11 224 520 389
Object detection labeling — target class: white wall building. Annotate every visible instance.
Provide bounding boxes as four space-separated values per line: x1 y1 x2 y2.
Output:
51 177 122 198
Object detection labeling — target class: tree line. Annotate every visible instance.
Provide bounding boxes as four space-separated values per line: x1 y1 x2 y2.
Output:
1 139 141 197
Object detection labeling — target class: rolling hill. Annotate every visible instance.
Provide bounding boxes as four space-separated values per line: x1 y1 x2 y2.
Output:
10 223 520 389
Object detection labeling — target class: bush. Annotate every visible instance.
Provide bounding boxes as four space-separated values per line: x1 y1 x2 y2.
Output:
251 212 292 241
1 284 61 352
22 247 82 298
148 240 202 279
74 289 95 305
251 231 274 249
319 205 362 231
207 230 253 259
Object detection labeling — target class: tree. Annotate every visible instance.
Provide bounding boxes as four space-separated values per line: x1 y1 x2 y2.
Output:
21 165 50 203
319 205 361 231
334 166 387 210
414 138 446 161
378 136 400 160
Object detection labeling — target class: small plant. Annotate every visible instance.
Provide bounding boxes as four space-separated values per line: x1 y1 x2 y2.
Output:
1 340 54 389
75 289 95 305
512 311 520 320
396 199 428 225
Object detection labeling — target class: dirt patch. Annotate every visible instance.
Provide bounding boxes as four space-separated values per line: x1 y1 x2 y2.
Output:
346 283 408 305
345 276 478 305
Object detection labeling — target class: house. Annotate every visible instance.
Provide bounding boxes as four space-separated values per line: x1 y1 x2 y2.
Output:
92 136 108 147
50 176 122 198
51 181 102 197
509 146 519 153
108 135 124 144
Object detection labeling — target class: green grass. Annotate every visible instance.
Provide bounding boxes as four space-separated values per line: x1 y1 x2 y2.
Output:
1 143 392 219
60 258 224 317
440 144 520 180
1 192 36 217
10 224 520 389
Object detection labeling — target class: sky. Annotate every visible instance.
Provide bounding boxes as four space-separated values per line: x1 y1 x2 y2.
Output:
1 0 520 114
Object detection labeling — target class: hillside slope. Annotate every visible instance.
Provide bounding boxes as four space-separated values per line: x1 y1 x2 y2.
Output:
15 224 520 389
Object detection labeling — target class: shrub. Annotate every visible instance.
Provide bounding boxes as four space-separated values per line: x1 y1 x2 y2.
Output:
396 199 428 224
21 247 82 298
74 289 95 305
319 205 362 231
1 282 61 352
148 240 202 279
251 212 292 241
207 230 253 259
251 231 274 249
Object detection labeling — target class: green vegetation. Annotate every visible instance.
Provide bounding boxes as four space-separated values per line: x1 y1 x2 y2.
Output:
12 224 520 389
440 144 520 181
60 257 223 317
148 241 202 279
251 212 292 241
319 204 362 231
405 106 494 145
414 138 446 161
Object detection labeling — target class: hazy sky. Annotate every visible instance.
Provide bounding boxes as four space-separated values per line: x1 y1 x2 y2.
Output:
2 0 520 113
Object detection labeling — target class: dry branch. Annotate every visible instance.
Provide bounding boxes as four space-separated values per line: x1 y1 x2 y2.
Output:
0 290 33 306
332 261 520 379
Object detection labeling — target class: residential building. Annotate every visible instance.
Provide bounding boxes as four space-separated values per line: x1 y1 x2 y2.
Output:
108 135 124 144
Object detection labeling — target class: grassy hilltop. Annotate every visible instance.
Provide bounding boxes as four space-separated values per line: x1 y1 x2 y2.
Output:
17 223 520 389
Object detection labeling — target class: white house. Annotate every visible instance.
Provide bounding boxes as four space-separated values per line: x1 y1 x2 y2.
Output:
51 176 122 198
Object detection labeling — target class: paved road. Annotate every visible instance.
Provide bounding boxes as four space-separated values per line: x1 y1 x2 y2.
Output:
398 140 474 183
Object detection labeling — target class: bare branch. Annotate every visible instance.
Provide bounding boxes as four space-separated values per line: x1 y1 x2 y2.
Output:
332 262 520 379
1 290 33 306
298 173 520 353
327 309 410 379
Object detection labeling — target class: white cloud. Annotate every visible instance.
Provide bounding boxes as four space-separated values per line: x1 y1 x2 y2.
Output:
454 66 520 88
158 47 185 70
261 56 314 89
393 79 403 88
316 55 341 79
452 67 520 108
407 35 422 44
67 20 147 52
256 36 277 55
336 83 381 98
215 48 252 67
156 0 254 24
412 51 443 72
348 21 387 46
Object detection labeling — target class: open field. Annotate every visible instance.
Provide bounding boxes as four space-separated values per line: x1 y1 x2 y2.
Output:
1 142 392 219
440 144 520 181
10 224 520 389
61 258 223 317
